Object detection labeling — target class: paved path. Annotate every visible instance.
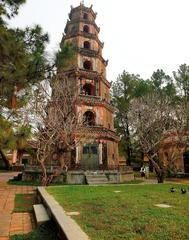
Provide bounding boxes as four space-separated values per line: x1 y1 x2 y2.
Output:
0 172 36 240
137 177 189 185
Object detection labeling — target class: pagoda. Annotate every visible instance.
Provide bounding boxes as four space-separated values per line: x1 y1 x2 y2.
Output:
61 3 119 170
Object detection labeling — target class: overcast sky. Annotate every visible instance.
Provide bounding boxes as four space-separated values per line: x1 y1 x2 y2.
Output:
9 0 189 81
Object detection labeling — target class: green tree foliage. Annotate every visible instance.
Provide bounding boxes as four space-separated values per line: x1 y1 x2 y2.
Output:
0 0 49 167
0 0 26 23
173 64 189 129
55 42 76 71
151 69 176 98
113 66 189 168
173 64 189 100
0 25 49 109
112 71 151 165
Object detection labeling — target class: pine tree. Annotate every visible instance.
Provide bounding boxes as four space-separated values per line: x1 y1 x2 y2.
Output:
0 0 49 168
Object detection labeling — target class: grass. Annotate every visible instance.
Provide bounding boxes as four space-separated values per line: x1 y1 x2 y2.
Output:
47 184 189 240
125 179 143 184
14 194 36 212
8 179 40 186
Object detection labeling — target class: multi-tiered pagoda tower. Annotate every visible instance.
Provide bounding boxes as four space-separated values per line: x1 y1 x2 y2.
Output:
62 3 119 170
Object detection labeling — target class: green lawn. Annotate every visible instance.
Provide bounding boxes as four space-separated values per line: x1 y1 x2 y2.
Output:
47 184 189 240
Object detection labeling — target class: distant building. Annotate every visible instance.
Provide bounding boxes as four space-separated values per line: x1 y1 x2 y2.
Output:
159 131 189 173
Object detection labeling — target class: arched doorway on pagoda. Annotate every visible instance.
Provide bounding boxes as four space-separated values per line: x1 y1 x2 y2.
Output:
84 41 90 49
83 60 93 70
82 83 95 95
183 149 189 173
83 111 95 126
83 25 90 33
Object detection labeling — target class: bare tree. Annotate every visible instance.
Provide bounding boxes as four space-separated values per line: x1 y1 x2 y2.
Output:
30 74 86 185
129 92 188 183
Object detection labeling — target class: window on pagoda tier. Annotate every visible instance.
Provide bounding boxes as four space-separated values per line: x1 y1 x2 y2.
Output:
83 13 88 20
82 83 95 95
83 111 95 126
83 60 93 70
84 41 90 49
83 25 90 33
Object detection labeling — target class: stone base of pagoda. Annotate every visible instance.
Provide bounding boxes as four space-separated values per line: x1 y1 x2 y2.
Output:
23 167 134 184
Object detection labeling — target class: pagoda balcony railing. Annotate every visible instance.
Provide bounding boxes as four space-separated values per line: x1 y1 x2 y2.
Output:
79 68 100 78
77 48 108 66
80 31 97 39
77 125 120 141
62 31 104 48
63 31 97 40
78 68 111 88
77 47 99 57
57 68 111 90
78 94 116 112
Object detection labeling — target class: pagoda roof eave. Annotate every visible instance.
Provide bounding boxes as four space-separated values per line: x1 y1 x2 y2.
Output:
69 4 97 20
65 19 100 33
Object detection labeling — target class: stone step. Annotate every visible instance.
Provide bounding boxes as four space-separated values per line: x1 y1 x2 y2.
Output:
85 173 109 185
85 175 108 179
33 204 50 226
87 177 107 181
88 182 109 185
87 179 109 184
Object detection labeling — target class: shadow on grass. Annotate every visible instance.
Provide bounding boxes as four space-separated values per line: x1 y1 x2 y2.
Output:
10 222 60 240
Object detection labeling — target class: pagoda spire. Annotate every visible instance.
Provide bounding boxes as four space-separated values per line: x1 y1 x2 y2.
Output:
80 0 84 5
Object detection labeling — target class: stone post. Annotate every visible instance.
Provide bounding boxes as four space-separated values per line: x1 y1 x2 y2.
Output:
99 142 103 164
12 149 17 164
76 146 80 164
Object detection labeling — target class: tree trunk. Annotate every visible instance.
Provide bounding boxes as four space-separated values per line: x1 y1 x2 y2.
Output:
17 150 23 165
149 155 165 183
39 159 48 186
46 152 68 186
39 152 68 186
0 149 10 169
156 170 165 183
12 149 18 164
126 145 132 166
125 116 132 166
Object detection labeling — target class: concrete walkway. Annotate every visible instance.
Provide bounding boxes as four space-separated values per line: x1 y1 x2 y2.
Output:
0 172 36 240
137 177 189 185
